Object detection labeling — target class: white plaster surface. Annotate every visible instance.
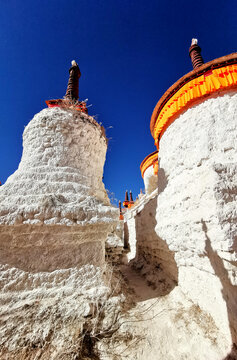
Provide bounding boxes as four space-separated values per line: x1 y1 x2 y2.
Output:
0 223 109 272
124 188 178 290
156 91 237 347
143 165 157 194
0 263 124 358
0 107 124 358
106 221 125 264
0 107 119 270
124 217 137 261
124 190 158 261
0 91 236 358
120 91 237 358
0 108 118 226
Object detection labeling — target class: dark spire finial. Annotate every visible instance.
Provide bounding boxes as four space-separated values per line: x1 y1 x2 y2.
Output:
119 200 122 214
65 60 81 101
119 200 124 220
129 190 133 202
125 190 129 202
189 39 204 69
123 190 129 208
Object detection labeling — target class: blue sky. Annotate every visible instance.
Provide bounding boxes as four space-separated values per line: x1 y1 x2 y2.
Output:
0 0 236 204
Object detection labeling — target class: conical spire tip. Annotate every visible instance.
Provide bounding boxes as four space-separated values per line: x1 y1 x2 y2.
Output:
191 38 198 46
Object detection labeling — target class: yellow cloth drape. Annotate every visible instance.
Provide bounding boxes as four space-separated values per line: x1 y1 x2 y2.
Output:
153 64 237 146
140 153 158 178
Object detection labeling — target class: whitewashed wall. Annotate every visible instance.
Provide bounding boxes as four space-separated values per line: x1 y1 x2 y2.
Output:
143 165 157 194
156 91 237 344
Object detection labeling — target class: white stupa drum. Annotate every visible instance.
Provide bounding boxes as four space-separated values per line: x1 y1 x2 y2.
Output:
0 106 118 271
151 52 237 343
140 151 158 194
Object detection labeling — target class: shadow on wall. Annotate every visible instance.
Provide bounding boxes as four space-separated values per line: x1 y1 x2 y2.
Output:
158 166 168 195
130 195 178 301
202 220 237 359
124 222 129 250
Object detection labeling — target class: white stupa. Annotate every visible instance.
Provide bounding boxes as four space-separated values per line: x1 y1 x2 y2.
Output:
0 61 118 271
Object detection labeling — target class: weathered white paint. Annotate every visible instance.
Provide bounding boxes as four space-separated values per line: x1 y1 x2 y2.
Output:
0 108 118 226
156 91 237 345
0 107 118 269
143 165 157 194
0 107 123 357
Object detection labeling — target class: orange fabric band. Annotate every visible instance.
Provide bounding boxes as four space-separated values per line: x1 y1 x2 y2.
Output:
152 64 237 146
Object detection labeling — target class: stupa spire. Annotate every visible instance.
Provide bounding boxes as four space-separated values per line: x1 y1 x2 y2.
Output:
123 190 129 208
45 60 87 113
119 200 124 220
189 39 204 69
125 190 129 202
119 200 122 212
65 60 81 101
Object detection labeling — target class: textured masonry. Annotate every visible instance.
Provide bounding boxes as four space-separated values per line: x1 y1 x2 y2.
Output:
0 107 118 269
